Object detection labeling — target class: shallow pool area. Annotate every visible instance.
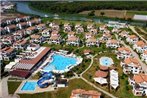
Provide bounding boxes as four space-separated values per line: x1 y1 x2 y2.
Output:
42 53 78 72
21 81 37 91
99 57 114 66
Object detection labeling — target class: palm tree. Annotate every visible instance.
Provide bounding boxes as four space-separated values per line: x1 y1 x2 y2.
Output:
100 12 105 17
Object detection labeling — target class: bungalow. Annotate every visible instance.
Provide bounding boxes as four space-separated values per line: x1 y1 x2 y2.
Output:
90 28 97 34
49 22 60 31
48 35 61 44
101 32 112 41
16 22 27 29
27 18 41 26
64 23 72 32
117 47 132 59
4 24 16 33
66 36 80 46
119 30 129 38
75 24 84 33
86 37 99 47
141 50 147 64
67 31 75 37
133 41 147 53
85 32 93 39
36 23 46 31
13 30 26 41
41 29 51 38
30 34 45 44
26 26 37 35
126 35 139 44
1 47 16 61
70 89 101 98
87 24 95 30
99 25 107 31
106 39 120 48
13 39 28 50
128 74 147 96
120 57 142 74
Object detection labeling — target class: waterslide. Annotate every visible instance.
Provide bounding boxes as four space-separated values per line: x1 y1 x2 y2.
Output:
37 72 54 88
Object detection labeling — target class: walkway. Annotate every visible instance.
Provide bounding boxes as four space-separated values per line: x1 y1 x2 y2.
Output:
138 27 147 34
0 76 19 98
129 26 147 43
121 41 147 73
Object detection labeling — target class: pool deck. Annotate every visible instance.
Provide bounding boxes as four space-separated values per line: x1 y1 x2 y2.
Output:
15 80 55 94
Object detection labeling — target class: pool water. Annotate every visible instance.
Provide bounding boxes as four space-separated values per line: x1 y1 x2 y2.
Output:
99 57 113 66
21 81 37 91
43 54 77 71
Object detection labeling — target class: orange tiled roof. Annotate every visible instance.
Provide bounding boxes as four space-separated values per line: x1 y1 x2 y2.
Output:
133 74 147 83
135 41 146 47
118 47 131 53
95 70 108 78
124 57 140 66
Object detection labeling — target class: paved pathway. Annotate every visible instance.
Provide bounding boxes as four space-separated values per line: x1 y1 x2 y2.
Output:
129 26 147 43
121 41 147 73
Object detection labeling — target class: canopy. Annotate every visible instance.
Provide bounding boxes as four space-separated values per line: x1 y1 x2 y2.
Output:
94 77 108 85
5 62 17 71
110 69 119 89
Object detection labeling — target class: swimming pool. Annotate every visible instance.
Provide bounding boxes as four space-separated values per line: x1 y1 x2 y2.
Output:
21 81 37 91
99 57 114 66
43 53 77 72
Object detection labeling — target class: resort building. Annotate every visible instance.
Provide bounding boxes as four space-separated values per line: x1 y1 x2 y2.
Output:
110 69 119 89
75 24 84 33
119 30 129 38
101 32 112 41
133 41 147 53
10 45 50 78
66 36 80 46
27 18 41 26
26 26 37 35
36 23 46 31
89 28 97 35
48 34 61 44
49 22 60 31
13 30 27 41
67 31 76 37
41 28 51 38
30 34 45 44
141 50 147 64
86 37 99 47
70 89 101 98
1 47 16 61
121 57 142 74
106 39 120 48
64 23 72 32
1 36 14 45
16 22 28 29
99 25 107 31
87 24 95 31
13 39 28 50
129 74 147 96
117 47 132 59
4 24 16 33
85 32 93 39
126 35 139 44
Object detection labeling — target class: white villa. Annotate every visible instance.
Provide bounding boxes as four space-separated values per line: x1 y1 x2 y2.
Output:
129 74 147 96
119 30 129 38
133 41 147 53
64 23 71 32
41 29 51 38
126 35 139 44
30 34 45 44
13 39 28 50
85 32 93 39
121 57 142 74
66 36 80 46
106 39 120 48
141 50 147 64
75 24 84 33
86 37 99 47
117 47 132 59
48 34 61 44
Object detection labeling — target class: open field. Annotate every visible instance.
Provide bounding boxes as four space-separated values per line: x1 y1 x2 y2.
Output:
8 81 21 94
79 10 147 19
18 79 109 98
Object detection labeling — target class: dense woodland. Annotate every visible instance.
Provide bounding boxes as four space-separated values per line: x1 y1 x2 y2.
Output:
30 1 147 14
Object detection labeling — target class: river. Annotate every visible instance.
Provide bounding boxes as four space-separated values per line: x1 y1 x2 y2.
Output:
16 2 146 26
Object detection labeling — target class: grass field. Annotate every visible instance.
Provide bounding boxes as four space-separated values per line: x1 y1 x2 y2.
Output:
8 81 21 94
79 10 147 19
18 78 108 98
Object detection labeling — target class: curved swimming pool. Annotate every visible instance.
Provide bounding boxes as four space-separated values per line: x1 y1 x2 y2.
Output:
43 53 77 72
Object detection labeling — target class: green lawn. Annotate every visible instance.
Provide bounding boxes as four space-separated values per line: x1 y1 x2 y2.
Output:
8 81 21 94
19 78 108 98
83 52 140 98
